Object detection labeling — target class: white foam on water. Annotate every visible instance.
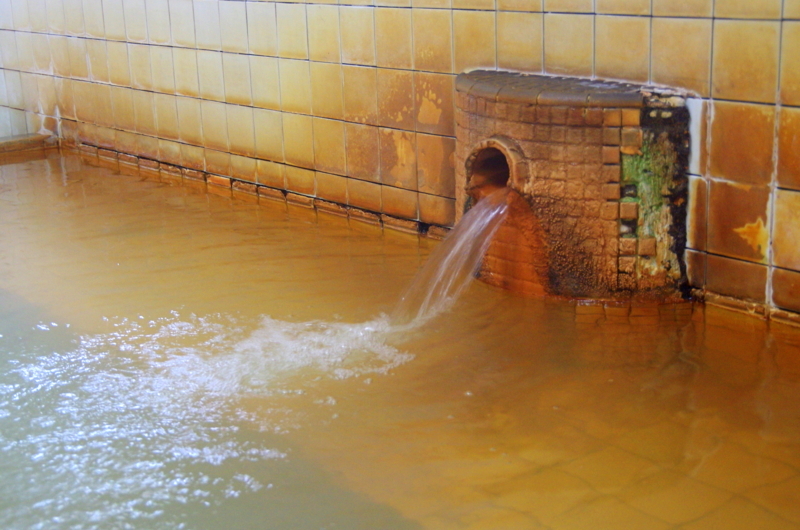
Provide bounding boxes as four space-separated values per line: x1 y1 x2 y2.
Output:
0 312 412 529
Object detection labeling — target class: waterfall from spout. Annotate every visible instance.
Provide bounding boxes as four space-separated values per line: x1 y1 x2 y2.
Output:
391 187 511 327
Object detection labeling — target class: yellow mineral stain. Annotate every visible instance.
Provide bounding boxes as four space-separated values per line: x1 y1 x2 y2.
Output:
417 91 442 125
734 217 769 258
390 133 415 180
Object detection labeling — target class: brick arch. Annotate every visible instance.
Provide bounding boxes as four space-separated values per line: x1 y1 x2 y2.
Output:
464 136 530 201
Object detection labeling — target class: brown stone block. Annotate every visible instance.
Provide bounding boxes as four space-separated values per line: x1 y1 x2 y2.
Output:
621 109 640 126
567 107 584 126
566 128 583 144
620 201 639 219
566 145 585 164
706 254 767 302
550 126 566 143
533 125 549 142
585 108 604 126
618 273 636 290
602 183 621 200
620 145 642 156
585 128 603 145
601 202 620 220
604 109 622 126
602 146 621 164
621 127 642 148
603 164 621 182
536 106 551 124
638 237 657 256
603 127 622 145
618 256 636 274
584 146 603 165
550 106 568 124
520 105 537 123
620 238 637 256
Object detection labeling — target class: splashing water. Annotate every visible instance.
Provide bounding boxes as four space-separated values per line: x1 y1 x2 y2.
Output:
391 187 511 326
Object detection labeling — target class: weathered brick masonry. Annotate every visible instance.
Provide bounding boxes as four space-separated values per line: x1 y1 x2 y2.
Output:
455 71 689 300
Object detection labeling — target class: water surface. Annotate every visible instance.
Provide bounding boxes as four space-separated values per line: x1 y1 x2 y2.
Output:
1 154 799 530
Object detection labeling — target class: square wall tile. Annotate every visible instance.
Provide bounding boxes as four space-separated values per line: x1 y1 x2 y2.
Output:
27 0 47 31
176 96 203 145
453 10 496 73
107 41 131 86
414 72 454 136
222 53 252 106
46 0 66 33
15 32 34 72
102 0 127 41
169 0 196 48
652 0 711 16
173 47 199 97
230 155 256 183
83 0 105 37
1 31 20 71
780 22 800 106
707 179 770 263
310 62 344 120
773 189 800 271
55 78 76 119
417 133 455 197
197 50 225 102
11 0 30 30
652 18 711 97
345 123 381 182
138 134 160 160
706 254 767 302
279 59 311 114
286 166 316 196
375 8 412 70
543 0 592 12
256 160 285 189
343 65 378 124
712 20 780 103
200 100 230 152
253 108 284 162
307 4 341 63
377 68 415 130
313 118 347 175
111 86 134 130
151 45 176 94
340 6 376 66
205 149 230 177
687 176 707 251
181 143 204 170
497 12 543 72
64 0 85 35
154 92 178 139
685 249 706 287
196 2 223 51
778 106 800 190
382 185 418 219
316 172 349 204
773 268 800 313
709 101 775 185
714 0 781 19
282 113 315 169
3 70 23 109
596 0 649 14
419 192 455 226
786 0 800 18
86 39 109 83
226 105 255 157
145 0 170 44
380 128 417 190
497 0 542 10
247 2 277 57
219 1 248 54
347 178 382 211
132 89 156 135
31 33 52 74
544 14 593 77
595 15 649 83
50 36 71 77
123 0 148 42
250 56 281 111
277 3 308 60
128 43 153 90
413 8 453 73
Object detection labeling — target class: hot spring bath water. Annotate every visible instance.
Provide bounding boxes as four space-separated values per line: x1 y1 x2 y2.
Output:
2 154 800 530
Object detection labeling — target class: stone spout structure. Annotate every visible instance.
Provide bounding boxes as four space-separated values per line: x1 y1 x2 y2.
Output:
455 71 690 300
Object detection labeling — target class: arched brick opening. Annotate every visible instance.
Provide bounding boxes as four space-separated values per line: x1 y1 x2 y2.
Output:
464 136 528 204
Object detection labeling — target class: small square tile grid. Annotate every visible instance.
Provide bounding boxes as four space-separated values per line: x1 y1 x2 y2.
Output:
0 0 797 318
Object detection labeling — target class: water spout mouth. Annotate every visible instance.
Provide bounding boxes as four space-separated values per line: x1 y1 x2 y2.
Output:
466 147 510 203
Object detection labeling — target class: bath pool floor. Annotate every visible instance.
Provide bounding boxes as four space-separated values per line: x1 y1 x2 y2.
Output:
1 153 799 529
